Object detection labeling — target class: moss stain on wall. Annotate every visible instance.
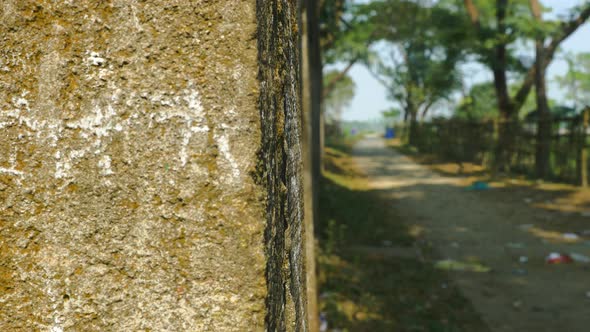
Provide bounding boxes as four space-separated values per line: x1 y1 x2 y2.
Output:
0 1 281 331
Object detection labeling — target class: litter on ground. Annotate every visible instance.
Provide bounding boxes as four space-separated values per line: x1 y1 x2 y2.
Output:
563 233 580 241
435 259 491 272
570 253 590 263
466 181 490 191
546 253 573 264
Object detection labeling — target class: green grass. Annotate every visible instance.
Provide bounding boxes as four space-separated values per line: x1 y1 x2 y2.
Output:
317 140 488 332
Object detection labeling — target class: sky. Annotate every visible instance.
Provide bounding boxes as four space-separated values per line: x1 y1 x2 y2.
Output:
336 0 590 121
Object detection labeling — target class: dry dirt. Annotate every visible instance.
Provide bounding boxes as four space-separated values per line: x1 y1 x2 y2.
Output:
352 136 590 332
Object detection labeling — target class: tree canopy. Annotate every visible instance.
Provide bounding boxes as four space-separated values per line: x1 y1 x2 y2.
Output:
555 52 590 109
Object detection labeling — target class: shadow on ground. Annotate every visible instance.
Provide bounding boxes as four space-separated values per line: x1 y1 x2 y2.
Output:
318 137 590 332
317 144 489 332
386 140 590 239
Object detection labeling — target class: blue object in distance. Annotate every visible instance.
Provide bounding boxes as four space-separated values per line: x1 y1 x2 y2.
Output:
385 127 395 139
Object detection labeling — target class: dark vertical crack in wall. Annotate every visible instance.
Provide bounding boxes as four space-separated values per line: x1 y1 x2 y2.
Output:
256 0 307 331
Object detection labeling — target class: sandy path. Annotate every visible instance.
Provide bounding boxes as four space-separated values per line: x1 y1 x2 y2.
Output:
352 137 590 332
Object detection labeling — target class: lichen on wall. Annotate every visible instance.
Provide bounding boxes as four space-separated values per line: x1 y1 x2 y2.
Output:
0 1 271 331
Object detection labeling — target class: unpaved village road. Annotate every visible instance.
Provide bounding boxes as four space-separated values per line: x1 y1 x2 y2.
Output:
352 137 590 332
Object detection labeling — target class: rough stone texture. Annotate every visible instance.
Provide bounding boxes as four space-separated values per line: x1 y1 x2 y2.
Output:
0 0 305 331
257 0 308 331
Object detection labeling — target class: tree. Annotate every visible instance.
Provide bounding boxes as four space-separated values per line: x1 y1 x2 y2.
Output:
321 0 376 99
320 0 351 52
323 70 356 125
302 1 325 331
456 82 499 120
456 81 538 120
360 0 467 144
459 0 534 170
556 52 590 109
459 0 590 171
382 108 402 127
530 0 551 179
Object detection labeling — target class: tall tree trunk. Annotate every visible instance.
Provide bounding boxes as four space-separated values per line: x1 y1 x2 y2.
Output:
407 97 419 146
420 100 436 120
461 0 590 174
320 111 326 171
492 0 516 172
307 0 323 214
409 112 419 145
301 4 319 331
303 0 323 330
530 0 552 179
513 3 590 112
463 1 590 117
534 42 551 179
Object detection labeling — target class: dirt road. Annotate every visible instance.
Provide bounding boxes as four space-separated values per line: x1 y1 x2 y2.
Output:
352 137 590 332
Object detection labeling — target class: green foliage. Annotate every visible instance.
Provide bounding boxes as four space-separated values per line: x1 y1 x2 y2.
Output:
382 107 401 119
439 0 562 77
322 0 590 126
358 0 467 117
508 6 559 40
455 81 542 120
509 83 538 117
382 107 402 126
321 0 375 65
455 82 498 120
323 70 356 123
555 52 590 108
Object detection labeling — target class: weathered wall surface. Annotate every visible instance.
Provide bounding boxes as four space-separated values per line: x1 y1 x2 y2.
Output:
0 0 305 331
257 1 307 331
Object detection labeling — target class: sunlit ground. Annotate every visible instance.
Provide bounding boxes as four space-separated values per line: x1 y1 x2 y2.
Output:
387 138 590 241
317 141 488 332
318 134 590 332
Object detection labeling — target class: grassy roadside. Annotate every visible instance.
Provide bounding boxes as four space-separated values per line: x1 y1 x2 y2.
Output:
385 138 490 187
317 139 489 332
386 137 590 189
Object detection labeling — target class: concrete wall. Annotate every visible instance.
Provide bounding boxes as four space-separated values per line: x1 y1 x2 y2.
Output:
0 1 305 330
257 1 308 330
